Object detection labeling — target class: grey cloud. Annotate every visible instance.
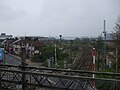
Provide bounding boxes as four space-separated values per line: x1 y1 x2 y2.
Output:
0 2 26 21
0 0 120 37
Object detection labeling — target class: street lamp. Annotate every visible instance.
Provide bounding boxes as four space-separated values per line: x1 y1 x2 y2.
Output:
59 35 62 49
59 35 62 40
103 20 107 67
59 35 62 61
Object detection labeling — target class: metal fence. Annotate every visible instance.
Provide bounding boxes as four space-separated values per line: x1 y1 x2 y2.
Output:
0 64 120 90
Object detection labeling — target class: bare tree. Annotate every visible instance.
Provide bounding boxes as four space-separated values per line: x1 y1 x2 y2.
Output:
113 16 120 72
113 16 120 45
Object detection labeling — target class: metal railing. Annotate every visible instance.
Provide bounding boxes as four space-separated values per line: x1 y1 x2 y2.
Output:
0 64 120 90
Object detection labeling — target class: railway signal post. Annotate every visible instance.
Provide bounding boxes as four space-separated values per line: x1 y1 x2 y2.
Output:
92 48 96 89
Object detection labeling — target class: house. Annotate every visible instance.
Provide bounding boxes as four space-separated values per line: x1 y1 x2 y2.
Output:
3 38 16 53
12 37 44 58
103 33 115 47
0 33 13 46
0 33 13 40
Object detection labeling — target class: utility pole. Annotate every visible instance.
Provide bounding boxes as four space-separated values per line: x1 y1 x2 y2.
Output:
103 20 107 67
97 36 103 71
116 47 118 73
54 43 57 68
69 40 73 63
115 46 118 90
97 40 100 71
59 35 62 60
21 45 27 90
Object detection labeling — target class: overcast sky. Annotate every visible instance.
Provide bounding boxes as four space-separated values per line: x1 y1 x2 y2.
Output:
0 0 120 37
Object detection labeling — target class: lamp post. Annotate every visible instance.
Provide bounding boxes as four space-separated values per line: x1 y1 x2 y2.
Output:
59 34 62 50
59 35 62 41
59 35 62 63
103 20 107 67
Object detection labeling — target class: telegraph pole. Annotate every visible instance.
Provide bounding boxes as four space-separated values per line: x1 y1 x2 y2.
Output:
97 40 100 71
54 43 57 68
103 20 107 67
116 47 118 73
115 47 118 90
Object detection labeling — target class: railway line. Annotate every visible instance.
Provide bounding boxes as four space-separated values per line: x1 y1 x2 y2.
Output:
72 45 93 71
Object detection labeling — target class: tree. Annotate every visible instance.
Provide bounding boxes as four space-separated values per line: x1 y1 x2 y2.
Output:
113 16 120 45
31 45 69 64
96 36 104 71
113 16 120 72
32 45 55 62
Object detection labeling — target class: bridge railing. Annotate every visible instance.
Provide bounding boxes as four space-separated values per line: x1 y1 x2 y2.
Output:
0 64 120 90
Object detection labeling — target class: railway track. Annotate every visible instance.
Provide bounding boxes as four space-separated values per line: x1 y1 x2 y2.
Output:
72 45 93 71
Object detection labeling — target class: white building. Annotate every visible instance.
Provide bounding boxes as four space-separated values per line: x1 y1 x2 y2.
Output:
0 33 13 40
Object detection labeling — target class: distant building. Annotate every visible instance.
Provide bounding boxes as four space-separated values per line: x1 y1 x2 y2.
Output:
103 33 114 47
2 38 16 53
0 33 13 40
12 37 44 58
0 33 13 46
105 33 114 41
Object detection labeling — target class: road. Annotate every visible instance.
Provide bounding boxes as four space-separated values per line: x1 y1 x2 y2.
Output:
3 53 92 90
5 54 91 90
5 53 42 67
4 53 63 90
5 54 21 65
